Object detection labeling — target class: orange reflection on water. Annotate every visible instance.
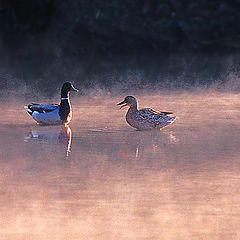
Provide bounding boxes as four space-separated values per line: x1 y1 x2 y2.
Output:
0 92 240 240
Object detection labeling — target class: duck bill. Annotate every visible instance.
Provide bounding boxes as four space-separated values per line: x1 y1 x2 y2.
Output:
117 100 128 109
71 85 79 92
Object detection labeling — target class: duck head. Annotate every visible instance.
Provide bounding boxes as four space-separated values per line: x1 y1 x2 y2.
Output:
117 96 137 109
61 82 79 97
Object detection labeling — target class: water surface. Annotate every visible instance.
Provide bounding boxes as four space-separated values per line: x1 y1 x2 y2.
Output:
0 92 240 240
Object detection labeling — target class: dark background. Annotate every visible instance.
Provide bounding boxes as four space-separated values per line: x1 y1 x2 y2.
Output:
1 0 240 96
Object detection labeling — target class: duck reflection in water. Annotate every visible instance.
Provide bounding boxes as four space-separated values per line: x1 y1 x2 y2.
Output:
24 125 72 159
81 129 179 160
122 130 179 159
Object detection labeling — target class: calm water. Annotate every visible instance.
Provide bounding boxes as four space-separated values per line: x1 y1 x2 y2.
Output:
0 92 240 240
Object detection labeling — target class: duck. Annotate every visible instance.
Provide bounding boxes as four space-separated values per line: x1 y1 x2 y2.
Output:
117 96 177 130
25 82 78 125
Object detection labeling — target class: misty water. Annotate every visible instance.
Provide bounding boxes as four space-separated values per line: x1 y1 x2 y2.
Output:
0 92 240 240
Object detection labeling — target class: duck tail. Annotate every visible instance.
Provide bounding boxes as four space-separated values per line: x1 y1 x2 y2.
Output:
167 115 178 124
24 105 33 116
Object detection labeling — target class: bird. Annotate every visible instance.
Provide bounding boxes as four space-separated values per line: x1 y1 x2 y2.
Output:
25 82 78 125
117 96 177 130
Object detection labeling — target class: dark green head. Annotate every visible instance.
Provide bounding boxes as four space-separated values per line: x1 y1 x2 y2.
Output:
61 82 79 95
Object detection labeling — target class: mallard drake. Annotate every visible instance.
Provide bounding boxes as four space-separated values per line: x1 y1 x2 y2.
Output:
25 82 78 125
117 96 177 130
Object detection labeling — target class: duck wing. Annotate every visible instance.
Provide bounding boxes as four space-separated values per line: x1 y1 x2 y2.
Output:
139 108 174 117
136 108 160 121
28 103 59 113
139 108 158 116
160 111 173 115
138 108 175 125
139 108 173 115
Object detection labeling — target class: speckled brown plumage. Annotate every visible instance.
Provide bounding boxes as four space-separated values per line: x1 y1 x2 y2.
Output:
118 96 177 130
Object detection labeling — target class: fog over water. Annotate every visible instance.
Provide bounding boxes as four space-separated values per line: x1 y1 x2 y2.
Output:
1 1 240 239
1 53 240 98
0 91 239 240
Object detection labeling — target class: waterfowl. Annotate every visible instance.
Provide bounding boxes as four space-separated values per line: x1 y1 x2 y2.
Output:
117 96 177 130
25 82 78 125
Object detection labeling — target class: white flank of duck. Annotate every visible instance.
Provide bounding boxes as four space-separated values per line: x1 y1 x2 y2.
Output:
25 82 78 125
